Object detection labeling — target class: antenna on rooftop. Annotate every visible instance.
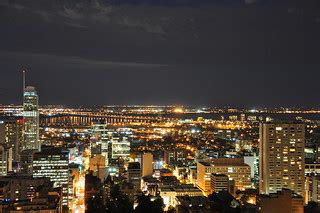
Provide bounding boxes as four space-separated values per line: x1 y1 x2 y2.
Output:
23 70 26 93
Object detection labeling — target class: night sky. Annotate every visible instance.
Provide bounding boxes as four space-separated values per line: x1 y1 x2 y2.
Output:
1 0 320 107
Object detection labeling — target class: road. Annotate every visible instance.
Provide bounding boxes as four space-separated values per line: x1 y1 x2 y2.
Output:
71 149 90 213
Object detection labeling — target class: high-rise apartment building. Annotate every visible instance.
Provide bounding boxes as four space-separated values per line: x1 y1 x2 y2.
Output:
23 86 40 151
259 122 305 197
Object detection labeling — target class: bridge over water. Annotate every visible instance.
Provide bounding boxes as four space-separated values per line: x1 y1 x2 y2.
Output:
40 113 176 127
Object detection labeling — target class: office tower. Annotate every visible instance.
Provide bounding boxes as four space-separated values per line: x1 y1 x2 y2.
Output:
127 162 141 190
211 174 229 193
197 158 251 195
23 86 40 151
0 118 23 162
259 122 305 197
33 147 69 207
110 135 130 161
90 122 111 167
142 152 153 177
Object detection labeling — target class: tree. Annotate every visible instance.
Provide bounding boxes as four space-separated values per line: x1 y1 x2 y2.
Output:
106 184 133 213
87 192 106 213
135 195 164 213
152 198 164 213
166 206 176 213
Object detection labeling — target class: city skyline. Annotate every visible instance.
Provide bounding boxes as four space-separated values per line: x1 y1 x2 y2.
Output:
0 1 319 212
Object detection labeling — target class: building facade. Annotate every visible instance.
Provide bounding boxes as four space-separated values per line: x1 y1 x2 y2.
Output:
90 123 111 167
0 118 23 162
211 173 229 193
142 152 153 177
127 162 141 191
33 147 69 207
258 189 304 213
110 135 130 161
23 86 40 151
305 175 320 203
197 158 251 195
259 122 305 196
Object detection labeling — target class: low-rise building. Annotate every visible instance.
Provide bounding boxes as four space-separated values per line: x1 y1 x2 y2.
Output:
0 175 52 201
211 174 229 193
197 158 251 195
160 184 203 209
258 189 304 213
305 163 320 175
175 196 210 213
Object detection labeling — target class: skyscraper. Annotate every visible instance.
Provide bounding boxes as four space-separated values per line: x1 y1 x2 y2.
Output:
23 86 40 151
259 122 305 197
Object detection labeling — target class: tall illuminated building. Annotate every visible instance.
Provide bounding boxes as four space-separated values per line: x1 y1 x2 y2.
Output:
0 120 16 174
0 145 12 176
0 118 23 162
90 122 111 167
33 147 69 207
259 122 305 197
23 86 40 151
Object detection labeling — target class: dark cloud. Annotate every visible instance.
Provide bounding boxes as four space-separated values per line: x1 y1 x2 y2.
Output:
0 0 320 107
